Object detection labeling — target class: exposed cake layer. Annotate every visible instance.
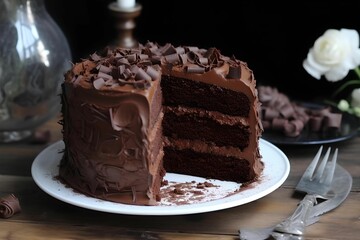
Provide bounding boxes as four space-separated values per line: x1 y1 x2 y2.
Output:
159 46 264 182
163 137 257 182
161 76 250 117
163 106 250 150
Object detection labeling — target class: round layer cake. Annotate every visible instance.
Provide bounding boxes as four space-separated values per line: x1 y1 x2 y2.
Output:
59 42 263 206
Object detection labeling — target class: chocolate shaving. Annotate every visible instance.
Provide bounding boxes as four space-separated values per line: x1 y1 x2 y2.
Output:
93 78 105 90
160 43 177 56
139 54 149 60
175 47 185 54
117 58 130 66
197 57 208 65
127 54 137 63
97 64 112 74
97 71 113 81
165 53 180 64
226 66 241 79
179 54 188 65
186 65 205 73
73 75 83 85
90 52 102 61
186 46 199 52
259 85 343 137
0 194 21 218
146 66 161 80
135 68 152 81
75 42 243 91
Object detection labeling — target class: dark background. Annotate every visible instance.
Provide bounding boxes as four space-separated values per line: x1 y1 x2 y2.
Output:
45 0 360 101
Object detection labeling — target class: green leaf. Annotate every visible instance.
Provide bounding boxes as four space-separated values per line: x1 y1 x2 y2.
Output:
332 79 360 97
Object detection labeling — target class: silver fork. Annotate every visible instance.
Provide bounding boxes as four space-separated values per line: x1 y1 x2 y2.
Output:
239 145 338 240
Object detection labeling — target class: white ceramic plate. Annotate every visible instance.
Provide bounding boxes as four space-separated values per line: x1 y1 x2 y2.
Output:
31 139 290 216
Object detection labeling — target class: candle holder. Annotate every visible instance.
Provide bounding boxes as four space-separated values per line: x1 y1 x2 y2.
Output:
108 2 142 48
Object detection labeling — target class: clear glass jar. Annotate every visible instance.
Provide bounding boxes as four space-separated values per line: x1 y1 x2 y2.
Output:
0 0 71 142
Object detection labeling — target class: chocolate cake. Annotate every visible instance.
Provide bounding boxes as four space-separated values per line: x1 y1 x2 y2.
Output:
59 42 263 206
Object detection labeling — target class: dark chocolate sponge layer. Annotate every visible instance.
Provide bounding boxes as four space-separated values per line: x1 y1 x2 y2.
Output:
161 76 250 117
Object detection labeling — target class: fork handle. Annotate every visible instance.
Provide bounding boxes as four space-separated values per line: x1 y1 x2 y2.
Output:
274 194 317 235
239 194 319 239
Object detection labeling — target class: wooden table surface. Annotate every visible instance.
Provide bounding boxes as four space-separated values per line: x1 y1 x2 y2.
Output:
1 116 359 240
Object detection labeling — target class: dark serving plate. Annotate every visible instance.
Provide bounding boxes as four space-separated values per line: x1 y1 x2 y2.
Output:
261 102 360 145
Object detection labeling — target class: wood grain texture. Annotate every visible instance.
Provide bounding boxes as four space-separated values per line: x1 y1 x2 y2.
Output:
1 117 359 240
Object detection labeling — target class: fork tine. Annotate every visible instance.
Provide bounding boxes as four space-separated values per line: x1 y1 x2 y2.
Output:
313 147 331 181
321 148 338 185
302 145 323 180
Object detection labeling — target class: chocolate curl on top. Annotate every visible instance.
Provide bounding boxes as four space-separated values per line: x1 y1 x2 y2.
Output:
93 78 106 90
135 68 152 81
114 52 123 58
185 46 199 52
72 75 83 85
122 68 133 79
130 65 140 75
117 57 130 67
175 47 185 54
203 47 215 59
111 65 125 79
146 66 161 80
187 50 203 65
97 71 113 81
204 47 221 64
164 53 180 64
150 55 162 64
186 65 205 74
0 194 21 219
137 59 153 67
226 66 241 79
148 46 159 54
131 48 142 55
90 52 102 61
139 54 149 60
160 43 177 56
179 54 188 65
127 54 137 63
97 64 112 74
197 57 209 66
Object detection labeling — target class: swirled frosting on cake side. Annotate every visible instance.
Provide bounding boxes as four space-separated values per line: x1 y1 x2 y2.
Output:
60 46 164 205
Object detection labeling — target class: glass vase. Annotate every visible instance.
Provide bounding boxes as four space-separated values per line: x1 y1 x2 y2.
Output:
0 0 71 143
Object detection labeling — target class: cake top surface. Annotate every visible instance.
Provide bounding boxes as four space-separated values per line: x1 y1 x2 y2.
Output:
65 41 255 95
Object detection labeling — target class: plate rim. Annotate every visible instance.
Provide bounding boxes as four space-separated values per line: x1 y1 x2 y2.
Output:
31 138 290 216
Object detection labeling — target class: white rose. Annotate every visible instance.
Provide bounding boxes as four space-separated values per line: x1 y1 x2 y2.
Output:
303 28 360 82
351 88 360 107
